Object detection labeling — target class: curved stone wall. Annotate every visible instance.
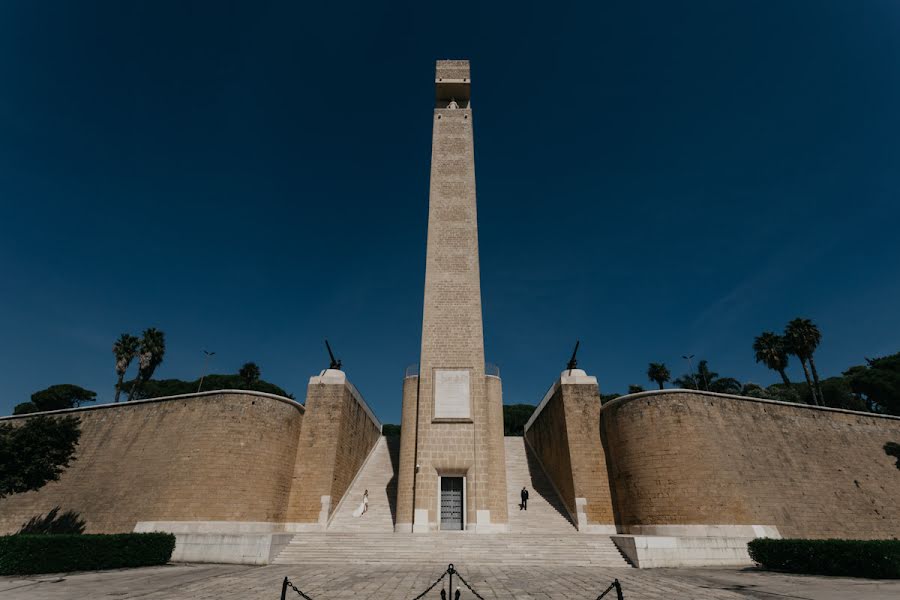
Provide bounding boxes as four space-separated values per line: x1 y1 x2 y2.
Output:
0 391 304 534
601 390 900 539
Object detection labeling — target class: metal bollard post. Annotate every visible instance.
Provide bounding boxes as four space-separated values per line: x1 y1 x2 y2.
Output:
614 578 623 600
281 576 288 600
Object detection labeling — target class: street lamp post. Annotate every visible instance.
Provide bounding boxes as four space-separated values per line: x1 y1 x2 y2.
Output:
682 354 695 390
197 350 215 393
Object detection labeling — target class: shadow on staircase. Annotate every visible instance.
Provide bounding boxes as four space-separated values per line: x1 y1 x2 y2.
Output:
385 435 400 527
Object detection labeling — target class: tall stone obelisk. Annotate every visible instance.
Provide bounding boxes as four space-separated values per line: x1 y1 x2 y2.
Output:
396 60 508 533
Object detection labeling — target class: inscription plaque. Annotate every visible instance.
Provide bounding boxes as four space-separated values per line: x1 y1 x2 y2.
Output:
434 369 471 419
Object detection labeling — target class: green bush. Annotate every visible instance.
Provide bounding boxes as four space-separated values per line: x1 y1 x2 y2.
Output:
0 533 176 575
748 538 900 579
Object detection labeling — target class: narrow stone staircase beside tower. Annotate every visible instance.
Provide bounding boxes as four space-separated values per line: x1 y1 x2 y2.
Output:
327 436 399 532
504 436 577 533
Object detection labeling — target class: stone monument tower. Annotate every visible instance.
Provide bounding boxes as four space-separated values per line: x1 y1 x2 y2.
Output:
396 60 508 533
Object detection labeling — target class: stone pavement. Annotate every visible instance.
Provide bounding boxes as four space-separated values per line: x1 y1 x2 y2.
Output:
1 563 898 599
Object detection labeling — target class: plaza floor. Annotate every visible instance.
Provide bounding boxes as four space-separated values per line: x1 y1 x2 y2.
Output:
1 563 898 600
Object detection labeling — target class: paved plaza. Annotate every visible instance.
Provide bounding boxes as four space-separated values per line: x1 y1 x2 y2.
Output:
1 563 898 600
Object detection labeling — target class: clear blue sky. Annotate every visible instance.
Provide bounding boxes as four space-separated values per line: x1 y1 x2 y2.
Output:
2 1 899 422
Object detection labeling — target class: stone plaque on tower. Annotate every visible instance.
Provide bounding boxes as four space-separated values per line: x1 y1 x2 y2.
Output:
395 60 509 533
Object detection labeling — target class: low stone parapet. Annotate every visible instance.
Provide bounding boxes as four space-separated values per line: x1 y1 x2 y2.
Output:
612 534 758 568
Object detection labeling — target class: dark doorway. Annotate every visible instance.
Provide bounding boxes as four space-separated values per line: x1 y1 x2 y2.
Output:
440 477 464 530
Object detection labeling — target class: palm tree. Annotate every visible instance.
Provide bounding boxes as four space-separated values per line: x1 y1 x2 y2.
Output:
127 328 166 401
673 360 740 394
753 332 792 386
784 318 823 406
646 363 671 390
239 362 261 388
112 333 140 403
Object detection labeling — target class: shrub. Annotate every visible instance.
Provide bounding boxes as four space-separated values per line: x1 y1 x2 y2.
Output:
18 507 86 535
748 538 900 579
0 533 175 575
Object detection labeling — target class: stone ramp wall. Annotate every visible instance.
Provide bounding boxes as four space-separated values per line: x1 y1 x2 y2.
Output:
601 390 900 539
0 391 304 534
285 370 381 528
523 370 616 531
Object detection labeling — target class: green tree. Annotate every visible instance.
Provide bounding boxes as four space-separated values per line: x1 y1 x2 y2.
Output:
646 363 671 390
600 393 621 404
128 328 166 402
753 332 792 386
784 318 823 406
503 404 535 436
112 333 140 403
844 352 900 415
674 360 741 394
0 416 81 499
628 384 645 394
119 375 293 401
239 362 261 388
13 402 38 415
382 424 401 437
29 385 97 412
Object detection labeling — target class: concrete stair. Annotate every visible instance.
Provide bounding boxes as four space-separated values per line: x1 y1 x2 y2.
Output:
273 435 630 567
328 436 399 532
273 532 631 567
504 436 577 533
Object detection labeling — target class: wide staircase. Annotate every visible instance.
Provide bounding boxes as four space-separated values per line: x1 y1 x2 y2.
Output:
504 436 577 533
328 436 399 532
273 532 629 566
274 435 630 567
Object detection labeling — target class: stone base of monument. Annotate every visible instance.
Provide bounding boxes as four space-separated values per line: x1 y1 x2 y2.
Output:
170 532 294 565
135 521 293 565
611 525 781 568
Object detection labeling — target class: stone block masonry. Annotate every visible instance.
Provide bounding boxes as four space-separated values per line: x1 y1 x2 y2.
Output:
0 391 305 534
524 369 616 532
400 59 509 532
601 389 900 539
285 369 381 530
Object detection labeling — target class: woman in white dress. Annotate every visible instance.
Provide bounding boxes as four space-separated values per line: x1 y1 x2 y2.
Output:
353 489 369 518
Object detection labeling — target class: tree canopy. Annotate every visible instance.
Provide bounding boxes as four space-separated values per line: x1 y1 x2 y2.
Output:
118 374 293 400
503 404 535 436
239 362 261 387
0 416 81 499
646 363 671 389
844 352 900 415
14 384 97 415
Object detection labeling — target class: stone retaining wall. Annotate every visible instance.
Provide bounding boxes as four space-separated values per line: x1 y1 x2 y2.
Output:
601 390 900 539
0 391 304 534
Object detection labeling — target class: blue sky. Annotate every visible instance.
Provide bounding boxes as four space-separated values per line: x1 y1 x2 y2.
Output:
1 1 899 422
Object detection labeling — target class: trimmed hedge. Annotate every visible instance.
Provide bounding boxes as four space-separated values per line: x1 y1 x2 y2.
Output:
0 533 176 575
748 538 900 579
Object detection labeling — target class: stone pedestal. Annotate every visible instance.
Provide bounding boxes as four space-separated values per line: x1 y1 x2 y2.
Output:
524 369 616 533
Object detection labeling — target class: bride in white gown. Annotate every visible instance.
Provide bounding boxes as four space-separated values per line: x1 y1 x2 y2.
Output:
352 489 369 518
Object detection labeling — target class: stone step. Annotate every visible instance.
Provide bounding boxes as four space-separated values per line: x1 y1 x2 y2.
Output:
327 436 400 532
503 436 576 533
273 533 631 566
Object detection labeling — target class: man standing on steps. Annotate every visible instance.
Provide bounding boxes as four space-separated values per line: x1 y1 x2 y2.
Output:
520 486 529 510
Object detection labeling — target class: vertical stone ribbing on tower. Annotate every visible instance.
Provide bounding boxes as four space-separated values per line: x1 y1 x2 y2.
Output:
397 60 508 532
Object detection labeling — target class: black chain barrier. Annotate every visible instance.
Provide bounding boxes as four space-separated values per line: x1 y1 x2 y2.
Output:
594 578 624 600
281 565 623 599
281 576 314 600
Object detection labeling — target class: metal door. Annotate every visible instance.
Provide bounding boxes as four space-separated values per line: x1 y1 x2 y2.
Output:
440 477 463 530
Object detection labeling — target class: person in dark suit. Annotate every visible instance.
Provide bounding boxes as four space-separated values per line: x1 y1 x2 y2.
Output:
520 486 529 510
